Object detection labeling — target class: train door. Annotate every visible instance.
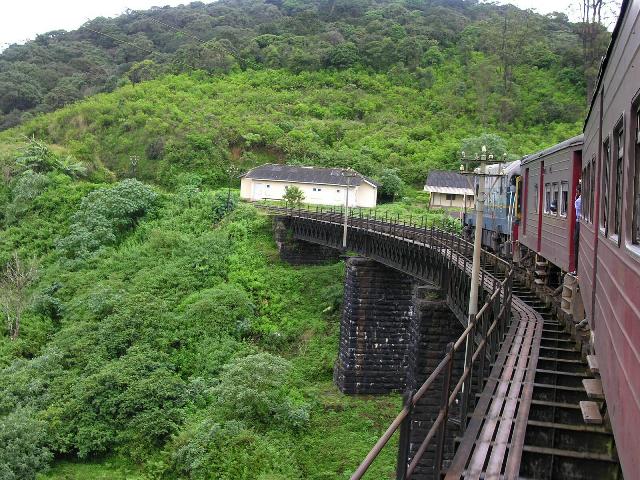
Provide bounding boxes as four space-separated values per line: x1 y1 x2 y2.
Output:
569 151 582 272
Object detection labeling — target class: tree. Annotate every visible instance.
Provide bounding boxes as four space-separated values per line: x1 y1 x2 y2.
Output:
0 252 38 340
127 59 164 85
460 133 508 159
0 408 52 480
376 169 405 203
578 0 619 98
283 185 305 207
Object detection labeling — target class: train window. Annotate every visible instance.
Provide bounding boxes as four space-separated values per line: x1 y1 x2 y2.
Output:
601 138 611 234
613 120 624 240
533 184 538 213
560 182 569 217
580 167 589 220
544 183 551 214
591 158 596 223
634 105 640 244
551 183 559 215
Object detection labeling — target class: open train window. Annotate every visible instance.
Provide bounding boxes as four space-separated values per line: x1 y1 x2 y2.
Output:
634 103 640 245
613 117 624 242
544 183 551 214
551 183 559 215
590 158 596 223
601 137 611 234
580 167 589 220
560 182 569 217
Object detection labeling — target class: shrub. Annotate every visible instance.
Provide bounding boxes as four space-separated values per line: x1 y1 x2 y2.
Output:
4 171 50 224
163 420 302 480
0 408 53 480
212 353 309 430
56 179 158 258
180 284 255 338
211 190 238 223
283 185 304 207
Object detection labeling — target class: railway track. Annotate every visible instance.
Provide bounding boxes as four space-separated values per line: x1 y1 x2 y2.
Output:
457 264 623 479
510 278 623 480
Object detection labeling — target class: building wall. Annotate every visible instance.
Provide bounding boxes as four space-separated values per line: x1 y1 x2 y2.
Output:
581 3 640 479
240 178 377 208
428 192 473 209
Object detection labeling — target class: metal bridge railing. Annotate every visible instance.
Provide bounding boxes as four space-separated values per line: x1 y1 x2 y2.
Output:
257 201 514 480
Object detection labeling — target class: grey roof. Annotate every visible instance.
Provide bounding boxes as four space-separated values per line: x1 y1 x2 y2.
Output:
522 134 584 165
241 164 379 187
425 170 470 189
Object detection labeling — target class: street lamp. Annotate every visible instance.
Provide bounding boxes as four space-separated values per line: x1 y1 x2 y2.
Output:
342 168 358 249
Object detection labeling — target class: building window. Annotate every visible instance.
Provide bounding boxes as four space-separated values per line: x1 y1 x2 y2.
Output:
601 138 610 234
544 183 551 213
533 184 538 213
633 104 640 244
560 182 569 217
266 184 271 188
446 193 456 201
312 187 323 192
613 120 624 239
336 189 340 193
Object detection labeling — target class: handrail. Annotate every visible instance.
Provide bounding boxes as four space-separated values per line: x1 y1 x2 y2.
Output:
257 202 514 480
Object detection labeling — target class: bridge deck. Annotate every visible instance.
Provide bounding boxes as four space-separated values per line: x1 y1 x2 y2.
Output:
445 296 544 479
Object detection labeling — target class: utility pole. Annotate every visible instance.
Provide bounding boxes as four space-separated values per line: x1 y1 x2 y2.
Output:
342 169 357 249
459 145 502 432
468 150 487 321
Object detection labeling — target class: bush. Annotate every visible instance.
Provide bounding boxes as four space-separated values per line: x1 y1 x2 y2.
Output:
4 171 50 224
0 408 53 480
51 346 189 459
56 179 158 258
212 353 309 430
162 419 302 480
211 190 238 223
180 284 255 338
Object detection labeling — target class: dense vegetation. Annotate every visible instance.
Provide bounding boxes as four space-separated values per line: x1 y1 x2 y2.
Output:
0 0 603 131
0 0 611 478
0 143 411 479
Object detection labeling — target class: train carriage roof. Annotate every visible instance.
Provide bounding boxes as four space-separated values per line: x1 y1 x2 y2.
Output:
521 134 584 165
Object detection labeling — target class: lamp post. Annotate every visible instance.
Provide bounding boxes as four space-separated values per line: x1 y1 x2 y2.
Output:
342 168 357 249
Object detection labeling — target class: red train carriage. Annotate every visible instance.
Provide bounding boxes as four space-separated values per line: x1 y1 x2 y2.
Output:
519 135 583 273
581 0 640 477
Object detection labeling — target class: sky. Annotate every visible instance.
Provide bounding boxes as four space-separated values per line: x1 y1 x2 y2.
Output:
0 0 607 51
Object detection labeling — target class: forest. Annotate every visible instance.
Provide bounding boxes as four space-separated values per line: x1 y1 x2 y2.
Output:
0 0 612 479
0 0 609 131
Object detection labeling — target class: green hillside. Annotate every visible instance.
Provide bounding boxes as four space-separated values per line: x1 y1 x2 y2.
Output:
0 0 604 131
0 1 607 479
1 67 583 189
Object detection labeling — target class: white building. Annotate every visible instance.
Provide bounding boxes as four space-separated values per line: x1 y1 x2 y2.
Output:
424 170 474 209
240 164 379 208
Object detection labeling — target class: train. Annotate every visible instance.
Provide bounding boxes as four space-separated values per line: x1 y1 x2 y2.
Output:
462 1 640 476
